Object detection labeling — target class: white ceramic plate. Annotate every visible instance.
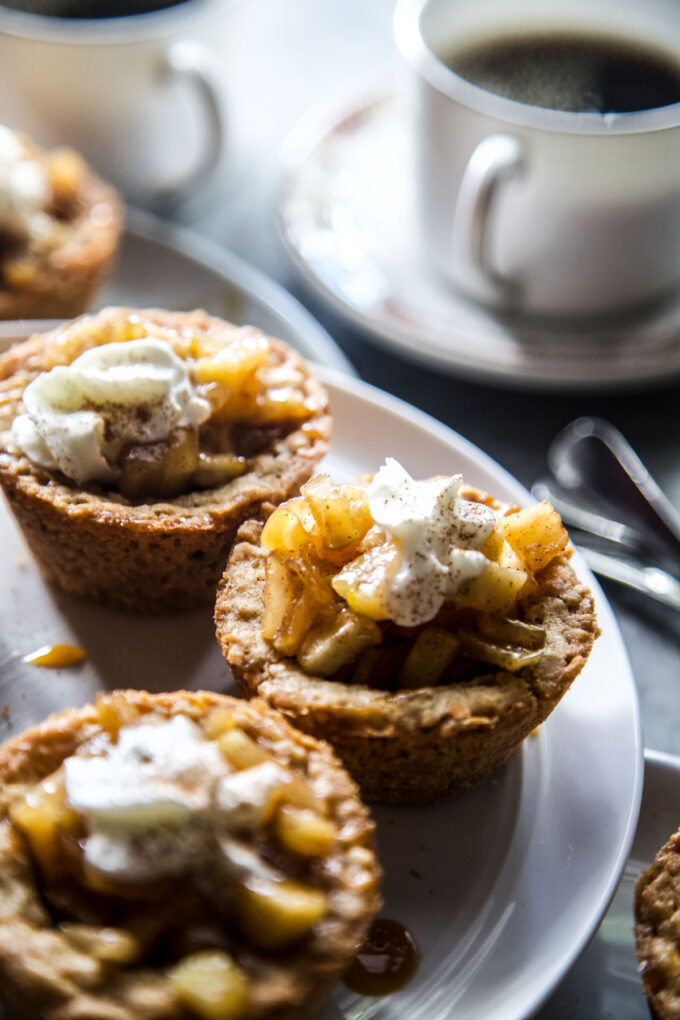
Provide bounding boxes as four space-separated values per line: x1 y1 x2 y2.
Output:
278 75 680 391
536 750 680 1019
0 367 641 1020
0 206 355 377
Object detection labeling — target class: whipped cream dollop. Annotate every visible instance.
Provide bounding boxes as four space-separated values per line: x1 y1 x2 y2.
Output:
63 715 295 883
0 125 50 239
12 337 211 485
64 715 227 881
368 458 496 626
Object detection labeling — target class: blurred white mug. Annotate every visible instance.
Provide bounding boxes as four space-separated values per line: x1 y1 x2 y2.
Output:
0 0 229 207
394 0 680 318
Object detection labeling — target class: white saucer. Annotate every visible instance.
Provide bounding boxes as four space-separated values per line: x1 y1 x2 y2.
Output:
536 750 680 1018
278 75 680 391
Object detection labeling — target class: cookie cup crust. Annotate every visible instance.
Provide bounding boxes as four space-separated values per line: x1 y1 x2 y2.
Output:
0 169 123 321
634 825 680 1020
215 520 599 804
0 689 381 1020
0 309 331 612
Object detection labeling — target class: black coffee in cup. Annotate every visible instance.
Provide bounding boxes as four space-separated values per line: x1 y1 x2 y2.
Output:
443 31 680 113
1 0 189 16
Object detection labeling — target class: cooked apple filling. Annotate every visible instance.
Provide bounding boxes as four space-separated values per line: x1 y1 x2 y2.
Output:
260 461 570 688
10 308 322 500
7 695 347 1020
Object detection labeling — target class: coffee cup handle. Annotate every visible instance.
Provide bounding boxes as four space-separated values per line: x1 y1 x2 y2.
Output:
153 40 224 207
452 134 523 296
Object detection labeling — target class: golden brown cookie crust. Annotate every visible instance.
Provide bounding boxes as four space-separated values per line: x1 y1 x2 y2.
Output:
0 310 331 612
215 520 599 804
0 168 123 321
635 825 680 1020
0 689 381 1020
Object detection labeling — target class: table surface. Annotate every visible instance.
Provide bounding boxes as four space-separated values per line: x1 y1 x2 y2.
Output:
178 0 680 763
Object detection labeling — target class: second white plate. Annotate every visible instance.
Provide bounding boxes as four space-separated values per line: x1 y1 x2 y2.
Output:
0 368 641 1020
536 750 680 1019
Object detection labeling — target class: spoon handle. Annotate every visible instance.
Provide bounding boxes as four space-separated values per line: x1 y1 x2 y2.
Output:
577 546 680 612
548 417 680 569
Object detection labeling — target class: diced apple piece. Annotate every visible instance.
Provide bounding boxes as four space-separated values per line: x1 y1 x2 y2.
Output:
217 729 272 771
119 427 199 500
253 386 312 423
476 616 546 650
285 496 319 538
261 498 316 555
189 331 227 360
10 770 79 873
456 561 528 615
272 583 318 658
94 692 142 739
59 923 140 964
237 879 328 951
498 502 569 572
497 539 525 572
290 555 337 611
331 543 398 620
480 528 504 562
48 147 86 201
261 557 296 641
203 709 237 740
398 626 460 688
458 632 544 672
296 608 381 676
302 476 373 551
274 805 336 858
262 548 322 656
169 950 250 1020
341 482 372 504
308 496 363 549
279 777 328 816
46 314 147 366
109 315 148 346
192 331 270 386
356 525 391 553
192 452 247 489
118 442 168 500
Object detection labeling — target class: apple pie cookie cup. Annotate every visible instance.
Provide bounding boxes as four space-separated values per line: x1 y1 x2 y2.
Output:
0 130 122 320
216 470 599 804
0 307 331 612
0 689 380 1020
634 825 680 1020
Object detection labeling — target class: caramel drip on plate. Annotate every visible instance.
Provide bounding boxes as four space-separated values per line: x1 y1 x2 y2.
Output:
343 918 418 996
22 644 86 668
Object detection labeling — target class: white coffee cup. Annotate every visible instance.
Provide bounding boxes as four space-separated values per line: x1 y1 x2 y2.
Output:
394 0 680 318
0 0 229 207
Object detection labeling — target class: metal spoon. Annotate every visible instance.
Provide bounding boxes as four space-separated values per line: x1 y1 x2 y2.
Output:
533 478 680 608
575 546 680 613
547 416 680 571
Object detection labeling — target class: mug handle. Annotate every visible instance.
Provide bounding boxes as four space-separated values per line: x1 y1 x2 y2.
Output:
451 134 524 297
153 40 224 207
